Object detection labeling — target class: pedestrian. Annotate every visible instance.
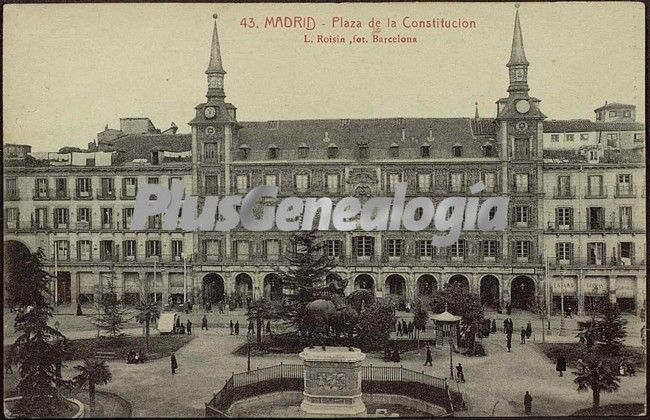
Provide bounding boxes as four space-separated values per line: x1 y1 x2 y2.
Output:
524 391 532 414
520 327 526 344
424 344 433 366
626 361 636 376
54 320 60 331
235 321 240 335
397 321 402 337
230 320 234 335
76 302 83 316
526 321 532 339
503 319 508 333
506 333 512 352
186 319 192 335
391 348 401 363
202 315 208 330
248 320 255 335
506 302 512 315
491 319 497 333
407 321 414 339
175 316 181 333
556 356 566 377
566 306 572 319
266 320 272 336
506 318 514 335
171 352 178 374
455 363 465 383
641 325 645 346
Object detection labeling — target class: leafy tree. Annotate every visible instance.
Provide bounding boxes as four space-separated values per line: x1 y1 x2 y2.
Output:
91 270 131 338
573 353 620 409
412 299 429 339
357 302 396 350
593 302 627 357
271 230 337 332
9 248 69 416
72 359 112 415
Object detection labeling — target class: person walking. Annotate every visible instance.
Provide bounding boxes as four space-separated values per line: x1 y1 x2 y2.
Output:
235 320 240 335
391 348 401 363
171 352 178 374
506 302 512 315
503 319 508 333
397 320 402 337
506 333 512 352
201 315 208 331
455 363 465 383
248 320 255 335
524 391 532 414
424 344 433 366
526 321 532 339
76 302 83 316
186 319 192 335
230 320 234 335
401 320 408 337
556 356 566 377
407 321 414 339
520 327 526 344
491 319 497 333
266 320 272 336
506 318 514 335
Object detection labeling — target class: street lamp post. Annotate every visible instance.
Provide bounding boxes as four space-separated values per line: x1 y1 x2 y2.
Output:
182 253 187 304
247 332 252 372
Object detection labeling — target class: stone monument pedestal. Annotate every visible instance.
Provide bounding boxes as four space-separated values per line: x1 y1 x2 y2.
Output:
299 346 366 416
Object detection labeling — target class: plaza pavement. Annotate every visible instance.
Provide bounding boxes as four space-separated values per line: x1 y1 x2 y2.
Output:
49 321 645 417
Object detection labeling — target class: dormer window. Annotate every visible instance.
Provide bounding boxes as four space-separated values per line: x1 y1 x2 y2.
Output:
482 144 494 157
357 140 369 159
238 144 250 160
389 142 399 158
267 121 279 130
609 111 617 118
420 144 431 158
452 145 462 157
268 145 279 159
327 143 339 159
298 143 309 158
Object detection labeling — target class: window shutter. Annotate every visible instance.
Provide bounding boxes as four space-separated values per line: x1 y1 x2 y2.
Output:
569 243 574 262
555 243 560 261
352 237 357 256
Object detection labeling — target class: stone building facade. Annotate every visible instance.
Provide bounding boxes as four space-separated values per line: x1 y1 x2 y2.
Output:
3 11 645 315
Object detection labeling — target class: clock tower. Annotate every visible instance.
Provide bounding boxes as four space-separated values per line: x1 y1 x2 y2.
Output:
495 7 546 299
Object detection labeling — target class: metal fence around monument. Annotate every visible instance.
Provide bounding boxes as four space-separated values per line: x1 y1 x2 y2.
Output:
205 363 464 417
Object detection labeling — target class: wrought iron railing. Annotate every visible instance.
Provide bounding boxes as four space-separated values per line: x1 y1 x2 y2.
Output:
205 363 464 417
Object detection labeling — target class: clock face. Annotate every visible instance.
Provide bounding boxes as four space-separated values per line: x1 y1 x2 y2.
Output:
204 106 217 119
515 100 531 114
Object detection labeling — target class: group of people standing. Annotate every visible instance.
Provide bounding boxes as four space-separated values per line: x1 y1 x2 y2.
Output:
395 319 420 338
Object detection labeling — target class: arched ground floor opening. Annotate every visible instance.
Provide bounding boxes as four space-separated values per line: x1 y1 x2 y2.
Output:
480 275 500 308
202 273 225 305
235 273 254 307
448 274 470 291
354 274 375 294
263 274 283 302
385 274 406 296
511 275 536 310
417 275 437 297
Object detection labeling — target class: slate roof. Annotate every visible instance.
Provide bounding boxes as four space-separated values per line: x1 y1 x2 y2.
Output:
542 120 644 133
543 148 644 164
236 118 487 159
594 102 635 112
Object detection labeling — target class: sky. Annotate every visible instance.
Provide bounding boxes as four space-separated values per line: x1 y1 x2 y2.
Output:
3 2 645 152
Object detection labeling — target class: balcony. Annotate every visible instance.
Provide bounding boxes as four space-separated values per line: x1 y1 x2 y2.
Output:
584 186 608 199
52 222 69 231
101 221 115 230
552 186 576 199
75 189 93 200
546 220 636 232
97 190 117 200
33 188 52 200
548 256 644 269
75 221 91 230
5 189 20 201
614 185 637 198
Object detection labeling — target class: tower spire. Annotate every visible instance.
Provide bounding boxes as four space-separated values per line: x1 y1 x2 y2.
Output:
474 102 479 119
206 14 226 101
507 8 529 67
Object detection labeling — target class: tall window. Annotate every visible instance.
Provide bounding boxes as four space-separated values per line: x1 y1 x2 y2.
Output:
386 239 403 257
5 208 18 228
515 173 529 192
450 173 464 192
55 240 69 261
203 239 221 260
55 178 68 198
606 133 619 147
450 240 466 258
557 175 571 197
35 178 49 198
123 177 137 197
78 240 92 261
147 214 161 229
587 175 603 196
6 178 18 197
170 240 183 260
515 240 530 259
556 242 572 263
418 240 433 257
100 178 114 197
482 172 496 192
100 240 115 261
76 178 92 198
35 208 48 228
235 240 250 261
236 174 249 193
101 208 113 228
264 239 281 260
616 174 632 196
326 239 342 257
514 138 530 159
354 236 374 257
387 173 401 193
587 242 605 265
123 208 134 229
147 177 159 185
205 175 219 194
123 240 136 260
619 207 632 230
587 207 604 230
204 143 218 161
556 207 572 228
481 240 498 258
145 240 161 258
514 206 530 227
417 173 432 192
327 174 340 193
54 208 69 228
264 174 278 187
295 174 310 192
619 242 634 265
